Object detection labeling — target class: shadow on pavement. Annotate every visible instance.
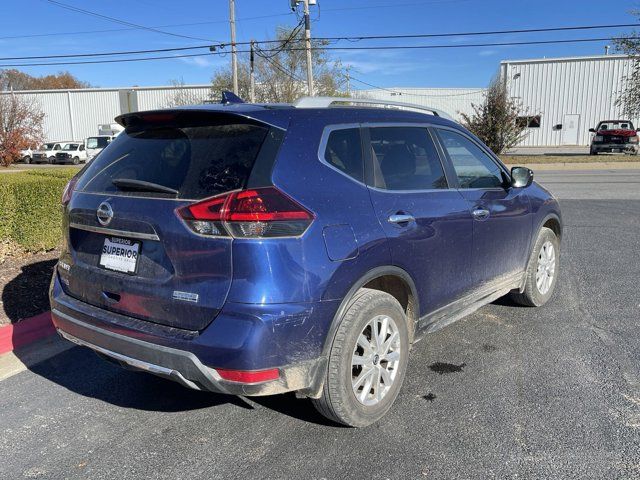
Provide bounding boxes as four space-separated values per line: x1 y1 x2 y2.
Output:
26 345 253 412
2 258 57 323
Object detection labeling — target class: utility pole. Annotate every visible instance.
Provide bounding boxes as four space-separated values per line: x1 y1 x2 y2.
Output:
302 0 314 96
346 69 351 96
250 40 256 103
229 0 238 95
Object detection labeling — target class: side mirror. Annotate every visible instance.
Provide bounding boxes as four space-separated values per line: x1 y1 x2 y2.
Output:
589 128 596 133
511 166 534 188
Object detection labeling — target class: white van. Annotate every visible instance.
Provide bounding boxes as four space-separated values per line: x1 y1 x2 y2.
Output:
32 142 72 164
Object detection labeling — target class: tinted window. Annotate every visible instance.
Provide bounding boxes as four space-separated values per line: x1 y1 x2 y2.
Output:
324 128 363 182
437 129 505 189
86 137 111 149
76 122 272 199
370 127 447 190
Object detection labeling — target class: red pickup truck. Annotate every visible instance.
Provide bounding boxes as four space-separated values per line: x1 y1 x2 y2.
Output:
589 120 639 155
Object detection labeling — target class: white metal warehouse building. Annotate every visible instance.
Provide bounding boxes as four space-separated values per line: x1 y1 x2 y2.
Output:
501 54 637 147
2 54 636 148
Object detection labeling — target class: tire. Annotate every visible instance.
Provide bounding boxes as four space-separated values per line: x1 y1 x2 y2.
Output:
72 156 80 165
22 156 30 164
590 148 598 155
510 227 560 307
48 156 56 164
312 288 410 427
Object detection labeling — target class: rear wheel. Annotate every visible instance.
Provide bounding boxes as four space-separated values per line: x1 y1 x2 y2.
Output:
511 227 559 307
312 288 410 427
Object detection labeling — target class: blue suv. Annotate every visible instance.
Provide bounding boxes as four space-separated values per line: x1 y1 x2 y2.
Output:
50 96 562 427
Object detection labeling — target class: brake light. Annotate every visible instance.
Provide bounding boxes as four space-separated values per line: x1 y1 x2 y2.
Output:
178 187 314 238
61 176 79 206
216 368 280 384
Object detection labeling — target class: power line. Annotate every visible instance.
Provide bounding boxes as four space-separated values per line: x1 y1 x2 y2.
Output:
315 23 640 43
1 36 637 68
41 0 216 42
1 23 636 62
0 13 294 41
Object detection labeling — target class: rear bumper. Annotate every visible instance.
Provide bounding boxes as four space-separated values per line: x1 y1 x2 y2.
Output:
50 273 337 396
53 309 325 396
591 143 638 153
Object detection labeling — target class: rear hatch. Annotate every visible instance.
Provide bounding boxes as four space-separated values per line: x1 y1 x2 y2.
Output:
59 110 284 331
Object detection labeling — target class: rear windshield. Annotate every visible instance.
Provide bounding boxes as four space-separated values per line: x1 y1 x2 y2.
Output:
75 119 278 199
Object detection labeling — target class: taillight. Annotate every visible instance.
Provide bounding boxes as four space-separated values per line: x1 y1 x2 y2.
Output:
178 187 314 238
61 177 79 206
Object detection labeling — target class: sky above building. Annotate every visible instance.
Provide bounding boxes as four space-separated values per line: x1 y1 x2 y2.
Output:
0 0 636 90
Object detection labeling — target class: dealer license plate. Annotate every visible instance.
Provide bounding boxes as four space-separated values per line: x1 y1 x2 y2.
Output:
99 237 141 274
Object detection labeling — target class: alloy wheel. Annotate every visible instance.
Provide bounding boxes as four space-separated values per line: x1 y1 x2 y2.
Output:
351 315 402 406
536 240 556 295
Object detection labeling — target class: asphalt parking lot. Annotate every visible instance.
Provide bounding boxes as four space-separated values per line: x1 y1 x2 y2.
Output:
1 169 639 479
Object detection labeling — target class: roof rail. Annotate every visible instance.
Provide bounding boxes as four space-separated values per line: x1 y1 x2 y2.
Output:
293 96 453 121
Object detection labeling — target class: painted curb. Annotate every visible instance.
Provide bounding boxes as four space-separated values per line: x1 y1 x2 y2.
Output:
0 311 55 356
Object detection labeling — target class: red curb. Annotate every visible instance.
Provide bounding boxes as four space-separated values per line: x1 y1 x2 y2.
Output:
0 311 55 355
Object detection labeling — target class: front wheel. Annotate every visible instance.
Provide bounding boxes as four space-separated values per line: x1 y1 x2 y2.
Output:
48 156 56 164
312 288 410 427
72 156 80 165
511 227 560 307
22 156 30 164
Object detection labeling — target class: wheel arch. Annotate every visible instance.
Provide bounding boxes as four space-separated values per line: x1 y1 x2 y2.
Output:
321 266 420 359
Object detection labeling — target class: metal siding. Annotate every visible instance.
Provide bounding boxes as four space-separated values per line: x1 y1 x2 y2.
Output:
136 86 212 111
502 55 638 146
352 88 486 121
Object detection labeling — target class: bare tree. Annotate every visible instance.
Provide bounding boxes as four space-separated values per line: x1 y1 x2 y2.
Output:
0 93 45 167
460 77 528 154
164 78 212 107
614 13 640 118
210 26 347 103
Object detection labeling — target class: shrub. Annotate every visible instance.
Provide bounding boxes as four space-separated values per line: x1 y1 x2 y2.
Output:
0 169 77 250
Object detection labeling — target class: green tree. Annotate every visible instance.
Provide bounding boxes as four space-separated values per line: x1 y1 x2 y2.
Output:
460 77 528 154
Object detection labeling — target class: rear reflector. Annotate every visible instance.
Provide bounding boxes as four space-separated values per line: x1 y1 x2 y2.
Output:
177 187 314 238
216 368 280 384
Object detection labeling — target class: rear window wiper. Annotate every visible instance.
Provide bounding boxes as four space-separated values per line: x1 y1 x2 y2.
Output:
112 178 179 195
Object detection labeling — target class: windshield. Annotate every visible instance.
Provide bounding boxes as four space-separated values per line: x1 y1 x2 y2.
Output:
86 137 110 149
597 121 635 131
62 143 79 151
41 143 55 150
75 118 276 199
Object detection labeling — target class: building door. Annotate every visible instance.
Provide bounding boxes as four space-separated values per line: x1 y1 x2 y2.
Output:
562 114 581 145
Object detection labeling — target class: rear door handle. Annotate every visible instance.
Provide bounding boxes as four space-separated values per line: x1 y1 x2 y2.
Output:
472 208 490 220
388 214 415 225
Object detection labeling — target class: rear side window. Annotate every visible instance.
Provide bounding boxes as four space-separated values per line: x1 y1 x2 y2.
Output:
369 127 447 191
323 128 364 182
76 121 275 199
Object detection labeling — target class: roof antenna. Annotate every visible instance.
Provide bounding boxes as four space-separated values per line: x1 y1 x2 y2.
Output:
220 90 245 105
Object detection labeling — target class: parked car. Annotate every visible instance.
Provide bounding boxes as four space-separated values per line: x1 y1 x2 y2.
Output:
19 147 33 163
32 142 71 163
589 120 639 155
51 96 562 427
54 142 88 165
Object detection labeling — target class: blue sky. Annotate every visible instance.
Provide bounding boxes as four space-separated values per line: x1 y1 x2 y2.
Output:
0 0 637 90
